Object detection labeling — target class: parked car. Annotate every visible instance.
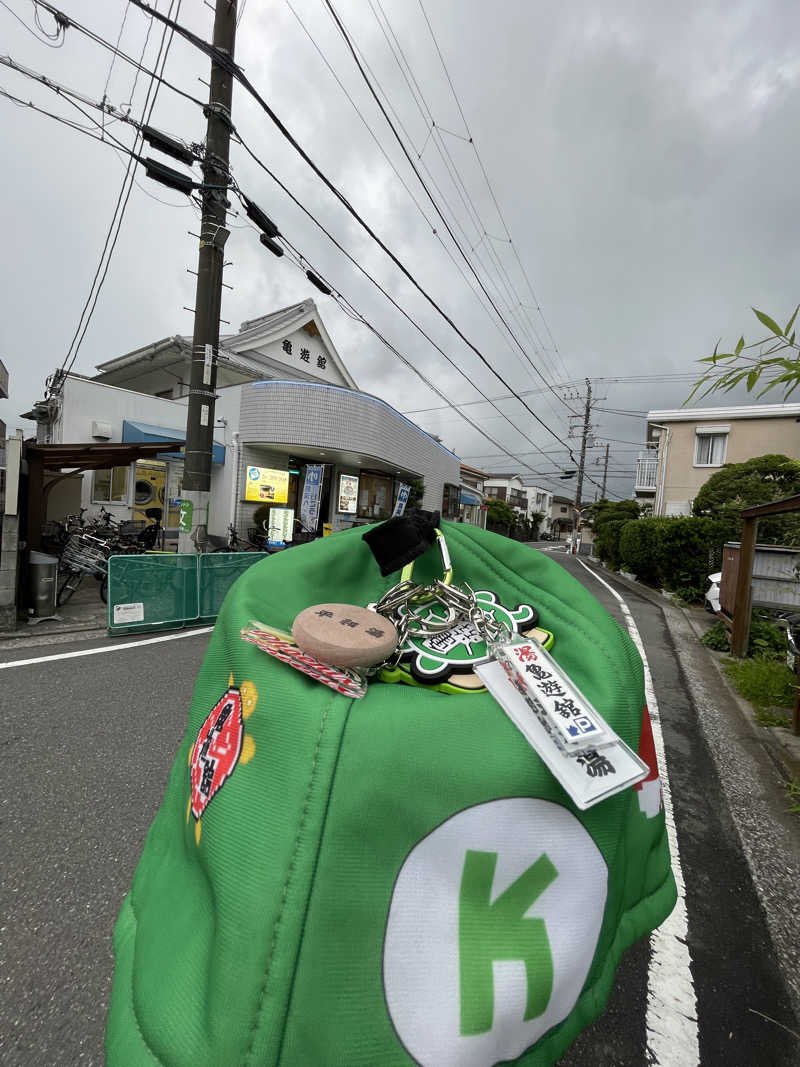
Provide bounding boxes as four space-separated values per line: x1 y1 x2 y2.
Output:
705 572 721 614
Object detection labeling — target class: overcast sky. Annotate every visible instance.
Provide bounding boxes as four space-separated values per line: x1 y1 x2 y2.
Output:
2 0 799 500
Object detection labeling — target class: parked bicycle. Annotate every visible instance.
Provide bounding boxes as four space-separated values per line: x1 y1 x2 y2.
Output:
56 509 164 605
214 524 269 552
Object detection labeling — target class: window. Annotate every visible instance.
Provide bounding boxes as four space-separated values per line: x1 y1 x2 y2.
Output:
356 472 392 519
93 466 129 503
560 505 567 513
442 483 460 519
694 433 727 466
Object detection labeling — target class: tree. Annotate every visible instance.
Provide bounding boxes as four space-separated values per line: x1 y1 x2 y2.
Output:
586 499 640 529
692 454 800 545
529 511 545 539
689 304 800 402
486 497 516 530
407 478 425 509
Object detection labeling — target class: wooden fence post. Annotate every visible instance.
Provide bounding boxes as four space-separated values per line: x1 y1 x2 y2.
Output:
730 516 758 657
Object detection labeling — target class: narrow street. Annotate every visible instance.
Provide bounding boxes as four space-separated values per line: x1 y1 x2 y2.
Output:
1 552 798 1065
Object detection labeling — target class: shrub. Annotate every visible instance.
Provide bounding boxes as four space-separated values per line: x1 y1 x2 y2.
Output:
701 620 730 651
722 656 797 713
594 519 627 569
619 520 660 584
701 613 788 658
618 516 733 591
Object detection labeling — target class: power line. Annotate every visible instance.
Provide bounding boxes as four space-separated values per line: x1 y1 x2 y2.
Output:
416 0 571 383
323 0 573 422
131 0 578 459
282 0 563 417
273 233 574 484
55 0 181 391
0 0 65 46
33 1 204 108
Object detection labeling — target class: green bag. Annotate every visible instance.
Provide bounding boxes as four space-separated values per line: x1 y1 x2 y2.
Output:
106 522 676 1066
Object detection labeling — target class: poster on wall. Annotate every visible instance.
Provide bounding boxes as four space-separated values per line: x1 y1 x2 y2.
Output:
299 464 324 533
244 466 289 503
268 507 294 543
338 473 359 514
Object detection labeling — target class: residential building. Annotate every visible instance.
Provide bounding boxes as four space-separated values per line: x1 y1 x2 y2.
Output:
636 402 800 516
459 464 488 527
550 494 575 539
522 484 554 533
484 473 529 517
21 300 461 542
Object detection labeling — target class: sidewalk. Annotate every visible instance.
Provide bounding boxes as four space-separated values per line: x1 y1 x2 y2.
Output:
0 578 107 644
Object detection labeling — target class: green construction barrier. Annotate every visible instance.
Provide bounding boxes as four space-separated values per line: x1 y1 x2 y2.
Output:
107 552 268 635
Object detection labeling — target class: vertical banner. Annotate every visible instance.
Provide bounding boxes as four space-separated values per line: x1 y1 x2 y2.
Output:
393 483 411 517
300 464 324 533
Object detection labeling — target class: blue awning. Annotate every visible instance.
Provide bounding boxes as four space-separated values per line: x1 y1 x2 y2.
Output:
122 420 225 465
460 489 482 507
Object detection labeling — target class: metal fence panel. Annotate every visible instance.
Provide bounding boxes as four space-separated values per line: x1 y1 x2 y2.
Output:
107 551 269 634
198 551 269 619
107 553 200 634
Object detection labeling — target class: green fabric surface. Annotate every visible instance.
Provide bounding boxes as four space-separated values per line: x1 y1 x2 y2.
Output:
106 522 676 1066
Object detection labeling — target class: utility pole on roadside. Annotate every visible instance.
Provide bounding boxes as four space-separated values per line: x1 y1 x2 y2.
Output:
178 0 237 553
601 442 609 499
573 378 592 512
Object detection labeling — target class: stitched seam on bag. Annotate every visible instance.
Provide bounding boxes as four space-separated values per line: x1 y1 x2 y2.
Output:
244 692 334 1066
274 696 356 1066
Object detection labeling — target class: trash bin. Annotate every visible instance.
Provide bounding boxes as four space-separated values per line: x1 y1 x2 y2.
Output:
28 550 58 618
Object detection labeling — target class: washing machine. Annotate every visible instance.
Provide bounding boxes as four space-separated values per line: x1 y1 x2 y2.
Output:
133 462 166 523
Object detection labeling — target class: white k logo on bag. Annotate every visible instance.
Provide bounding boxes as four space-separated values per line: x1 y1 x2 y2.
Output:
383 798 608 1067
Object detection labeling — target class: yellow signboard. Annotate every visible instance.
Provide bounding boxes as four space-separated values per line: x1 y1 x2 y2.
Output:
244 466 289 503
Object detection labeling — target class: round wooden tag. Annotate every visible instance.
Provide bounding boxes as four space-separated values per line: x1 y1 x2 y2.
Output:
292 603 398 668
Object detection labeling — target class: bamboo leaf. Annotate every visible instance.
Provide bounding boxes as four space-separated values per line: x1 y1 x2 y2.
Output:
735 335 745 355
784 304 799 335
752 307 783 335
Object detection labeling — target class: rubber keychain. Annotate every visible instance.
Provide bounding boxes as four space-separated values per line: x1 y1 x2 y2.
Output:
373 529 554 695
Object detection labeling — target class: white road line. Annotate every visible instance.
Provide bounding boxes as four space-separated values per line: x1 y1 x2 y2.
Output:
0 626 214 670
575 558 700 1066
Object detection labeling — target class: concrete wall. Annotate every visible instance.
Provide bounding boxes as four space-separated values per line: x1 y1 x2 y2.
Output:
658 414 800 515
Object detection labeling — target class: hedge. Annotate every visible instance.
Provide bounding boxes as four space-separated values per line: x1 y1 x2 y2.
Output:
593 519 627 571
599 516 734 600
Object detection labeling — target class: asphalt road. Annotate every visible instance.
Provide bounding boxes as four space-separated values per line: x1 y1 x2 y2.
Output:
1 557 798 1065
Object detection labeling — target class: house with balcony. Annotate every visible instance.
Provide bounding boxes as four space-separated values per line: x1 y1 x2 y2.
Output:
484 473 529 518
637 402 800 516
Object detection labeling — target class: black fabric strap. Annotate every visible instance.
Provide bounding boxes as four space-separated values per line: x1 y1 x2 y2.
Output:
362 509 441 577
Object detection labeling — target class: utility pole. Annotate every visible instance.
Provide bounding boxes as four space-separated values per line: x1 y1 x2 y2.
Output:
178 0 237 553
601 442 609 499
574 378 592 512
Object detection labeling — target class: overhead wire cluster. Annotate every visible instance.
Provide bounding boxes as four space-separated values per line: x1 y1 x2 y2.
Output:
2 0 634 496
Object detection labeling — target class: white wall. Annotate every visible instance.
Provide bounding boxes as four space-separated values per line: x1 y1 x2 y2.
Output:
56 376 235 527
229 327 350 388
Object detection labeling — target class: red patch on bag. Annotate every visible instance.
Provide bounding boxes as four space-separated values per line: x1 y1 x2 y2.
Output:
190 688 244 820
634 705 662 818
